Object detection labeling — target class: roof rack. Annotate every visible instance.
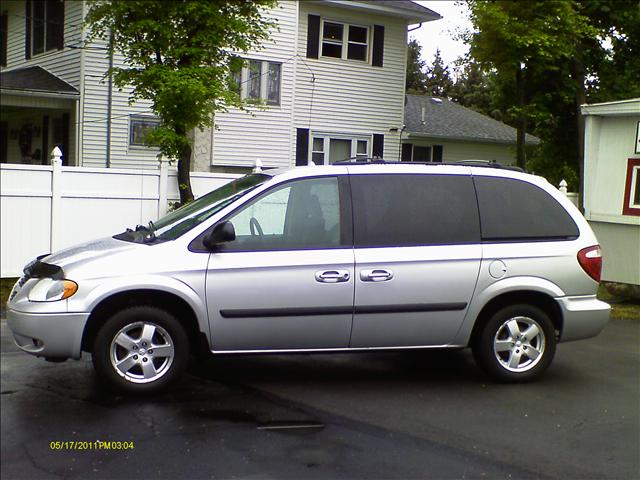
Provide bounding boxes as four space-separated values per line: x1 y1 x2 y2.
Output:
332 157 526 172
332 156 385 164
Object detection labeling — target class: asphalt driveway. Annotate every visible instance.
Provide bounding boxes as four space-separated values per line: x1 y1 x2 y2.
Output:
1 315 638 479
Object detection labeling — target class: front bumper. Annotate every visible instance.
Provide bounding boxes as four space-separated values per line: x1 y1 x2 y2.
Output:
556 295 611 342
7 308 90 360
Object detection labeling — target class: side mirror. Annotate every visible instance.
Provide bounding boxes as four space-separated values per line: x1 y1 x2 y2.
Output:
203 221 235 251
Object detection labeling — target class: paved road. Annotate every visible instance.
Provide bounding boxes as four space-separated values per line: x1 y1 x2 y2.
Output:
1 316 638 480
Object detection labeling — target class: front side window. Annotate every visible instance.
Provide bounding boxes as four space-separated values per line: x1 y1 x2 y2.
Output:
222 177 342 251
474 176 579 240
351 174 480 247
230 58 282 106
28 0 64 57
129 116 160 147
321 20 369 62
153 174 270 241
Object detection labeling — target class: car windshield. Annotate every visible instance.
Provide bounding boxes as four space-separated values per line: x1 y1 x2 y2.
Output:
146 174 271 241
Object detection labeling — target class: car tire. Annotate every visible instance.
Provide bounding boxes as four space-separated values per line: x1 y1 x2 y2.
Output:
472 304 556 382
92 306 189 393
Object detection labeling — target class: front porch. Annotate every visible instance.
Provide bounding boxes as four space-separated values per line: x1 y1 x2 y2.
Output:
0 66 79 165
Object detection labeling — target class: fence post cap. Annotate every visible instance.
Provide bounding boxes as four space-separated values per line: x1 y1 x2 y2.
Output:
253 158 263 173
51 146 63 166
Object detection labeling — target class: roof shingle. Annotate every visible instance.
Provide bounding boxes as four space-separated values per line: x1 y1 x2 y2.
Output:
405 94 539 145
0 66 79 95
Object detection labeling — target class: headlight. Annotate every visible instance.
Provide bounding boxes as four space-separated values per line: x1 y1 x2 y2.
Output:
28 278 78 302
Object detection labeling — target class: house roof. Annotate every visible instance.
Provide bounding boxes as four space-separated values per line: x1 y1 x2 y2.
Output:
581 98 640 116
0 66 79 96
405 94 540 145
323 0 441 23
374 1 442 21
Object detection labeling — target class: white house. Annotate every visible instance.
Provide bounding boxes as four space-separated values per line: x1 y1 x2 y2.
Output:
582 98 640 287
1 0 441 170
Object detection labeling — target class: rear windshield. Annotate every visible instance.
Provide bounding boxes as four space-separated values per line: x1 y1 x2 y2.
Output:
473 176 579 241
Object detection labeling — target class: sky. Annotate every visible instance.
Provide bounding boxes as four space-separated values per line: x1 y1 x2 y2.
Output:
409 1 473 73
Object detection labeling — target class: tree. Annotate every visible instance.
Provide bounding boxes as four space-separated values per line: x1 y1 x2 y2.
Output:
466 1 596 170
450 59 500 118
406 39 428 94
465 0 639 200
86 0 276 204
425 49 454 98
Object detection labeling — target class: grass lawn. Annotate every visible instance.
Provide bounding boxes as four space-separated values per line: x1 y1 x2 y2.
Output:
1 277 638 320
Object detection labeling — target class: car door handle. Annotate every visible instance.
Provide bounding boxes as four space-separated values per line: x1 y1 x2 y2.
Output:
360 269 394 282
315 270 351 283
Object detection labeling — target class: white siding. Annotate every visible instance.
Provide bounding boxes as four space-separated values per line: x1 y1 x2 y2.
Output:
406 138 517 165
3 0 83 87
80 37 160 169
206 0 299 169
2 0 83 164
294 3 407 162
583 114 640 223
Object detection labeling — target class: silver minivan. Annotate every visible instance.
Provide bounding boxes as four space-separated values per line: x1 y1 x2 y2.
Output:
7 162 611 391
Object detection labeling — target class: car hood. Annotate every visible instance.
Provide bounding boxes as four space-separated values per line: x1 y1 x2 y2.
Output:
41 236 142 274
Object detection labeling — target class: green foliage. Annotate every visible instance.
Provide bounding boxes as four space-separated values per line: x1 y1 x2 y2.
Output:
406 39 428 94
425 49 454 98
85 0 276 203
463 0 639 189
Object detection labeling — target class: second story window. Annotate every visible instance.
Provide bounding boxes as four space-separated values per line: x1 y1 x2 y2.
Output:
26 0 64 58
231 59 282 106
321 21 369 62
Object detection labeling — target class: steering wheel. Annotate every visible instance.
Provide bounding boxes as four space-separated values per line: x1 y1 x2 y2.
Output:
249 217 264 236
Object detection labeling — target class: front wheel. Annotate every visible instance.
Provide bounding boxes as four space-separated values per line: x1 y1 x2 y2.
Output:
92 306 189 393
472 304 556 382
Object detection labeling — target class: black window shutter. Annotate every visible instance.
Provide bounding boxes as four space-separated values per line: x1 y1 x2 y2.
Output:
1 13 7 66
48 0 65 51
401 143 413 162
372 25 384 67
433 145 443 162
25 1 31 59
372 134 384 158
296 128 309 166
306 15 320 59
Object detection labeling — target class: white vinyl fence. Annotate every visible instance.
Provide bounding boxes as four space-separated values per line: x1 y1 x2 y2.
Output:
1 154 238 277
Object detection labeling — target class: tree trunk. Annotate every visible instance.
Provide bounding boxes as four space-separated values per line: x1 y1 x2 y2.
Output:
572 56 586 212
516 64 527 170
177 144 194 205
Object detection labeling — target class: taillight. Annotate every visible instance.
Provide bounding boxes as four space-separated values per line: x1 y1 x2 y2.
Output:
577 245 602 283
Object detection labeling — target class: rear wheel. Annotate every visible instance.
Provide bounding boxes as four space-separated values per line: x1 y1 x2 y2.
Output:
472 304 556 382
92 306 189 392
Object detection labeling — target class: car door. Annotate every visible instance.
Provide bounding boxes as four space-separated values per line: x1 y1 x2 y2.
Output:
349 171 482 347
205 174 355 351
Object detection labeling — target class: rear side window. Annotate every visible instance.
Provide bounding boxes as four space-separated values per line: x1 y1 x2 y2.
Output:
350 174 480 247
474 176 579 241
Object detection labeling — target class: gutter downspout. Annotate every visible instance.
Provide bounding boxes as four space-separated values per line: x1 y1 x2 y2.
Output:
106 30 114 168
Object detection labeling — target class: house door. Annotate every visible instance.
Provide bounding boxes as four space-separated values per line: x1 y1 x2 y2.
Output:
205 175 355 351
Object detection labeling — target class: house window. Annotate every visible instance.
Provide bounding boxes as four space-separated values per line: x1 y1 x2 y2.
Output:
410 145 444 162
27 0 64 57
321 20 369 62
129 116 160 147
622 158 640 216
310 135 370 164
230 58 282 106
